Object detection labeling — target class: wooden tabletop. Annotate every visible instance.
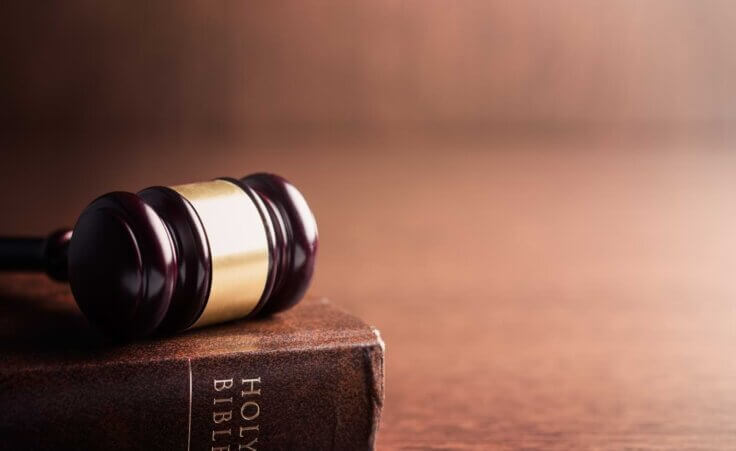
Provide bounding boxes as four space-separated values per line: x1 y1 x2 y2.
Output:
2 139 736 449
303 143 736 449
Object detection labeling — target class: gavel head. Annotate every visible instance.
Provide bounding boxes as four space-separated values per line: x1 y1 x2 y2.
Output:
67 173 318 338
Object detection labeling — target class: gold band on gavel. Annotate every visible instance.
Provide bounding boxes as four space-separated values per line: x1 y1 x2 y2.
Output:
170 179 269 329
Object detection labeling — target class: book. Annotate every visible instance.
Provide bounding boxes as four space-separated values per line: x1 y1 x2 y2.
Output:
0 274 384 450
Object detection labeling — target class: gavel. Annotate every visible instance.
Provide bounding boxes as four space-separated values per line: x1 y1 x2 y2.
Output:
0 173 318 338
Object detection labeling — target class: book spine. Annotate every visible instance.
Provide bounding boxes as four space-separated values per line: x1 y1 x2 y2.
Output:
0 340 384 450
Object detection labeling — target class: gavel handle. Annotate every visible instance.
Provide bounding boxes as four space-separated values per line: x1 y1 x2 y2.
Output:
0 237 46 270
0 229 72 281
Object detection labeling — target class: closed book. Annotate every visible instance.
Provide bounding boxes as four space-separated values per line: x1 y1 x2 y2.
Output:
0 274 384 450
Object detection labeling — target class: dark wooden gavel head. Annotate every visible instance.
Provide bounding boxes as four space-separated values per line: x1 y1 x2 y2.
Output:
52 173 317 338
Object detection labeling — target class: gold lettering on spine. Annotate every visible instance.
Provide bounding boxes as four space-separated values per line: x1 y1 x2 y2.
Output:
171 180 269 328
212 430 232 440
239 438 258 451
240 402 260 421
211 375 262 450
214 379 234 391
241 378 261 396
214 411 233 423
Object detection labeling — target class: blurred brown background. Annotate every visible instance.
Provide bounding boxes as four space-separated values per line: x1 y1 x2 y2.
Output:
2 1 736 448
3 1 736 148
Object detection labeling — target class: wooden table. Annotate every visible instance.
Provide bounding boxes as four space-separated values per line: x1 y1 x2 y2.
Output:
2 140 736 449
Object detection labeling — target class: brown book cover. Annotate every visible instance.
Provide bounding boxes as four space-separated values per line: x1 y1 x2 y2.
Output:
0 274 384 451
